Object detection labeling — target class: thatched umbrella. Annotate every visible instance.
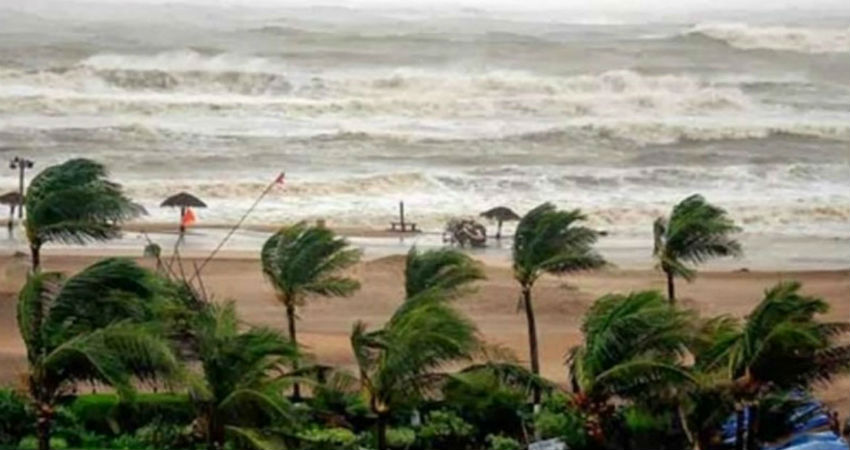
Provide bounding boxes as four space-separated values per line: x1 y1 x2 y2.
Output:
480 206 520 239
0 191 23 235
160 192 206 235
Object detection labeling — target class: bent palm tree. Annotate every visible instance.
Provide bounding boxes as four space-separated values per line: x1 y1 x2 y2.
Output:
190 302 299 450
351 289 480 450
24 159 143 272
653 194 741 303
17 258 181 450
567 290 695 437
513 202 605 404
694 281 850 450
404 247 485 298
261 223 361 399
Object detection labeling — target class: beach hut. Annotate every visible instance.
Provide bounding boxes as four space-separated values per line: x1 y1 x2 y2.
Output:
161 192 207 236
480 206 520 239
0 191 23 235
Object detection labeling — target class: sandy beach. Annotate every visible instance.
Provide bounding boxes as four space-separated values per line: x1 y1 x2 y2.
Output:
2 241 847 416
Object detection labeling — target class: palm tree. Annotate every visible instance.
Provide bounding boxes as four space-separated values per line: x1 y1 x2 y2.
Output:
190 302 299 450
16 258 181 450
404 247 485 298
694 281 850 450
653 194 741 303
23 159 143 272
261 223 361 399
566 290 695 441
351 289 480 450
512 202 605 404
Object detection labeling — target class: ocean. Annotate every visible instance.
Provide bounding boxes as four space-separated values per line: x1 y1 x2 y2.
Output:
1 1 848 239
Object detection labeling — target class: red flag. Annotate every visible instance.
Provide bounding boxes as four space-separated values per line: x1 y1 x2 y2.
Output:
181 207 197 228
275 172 285 185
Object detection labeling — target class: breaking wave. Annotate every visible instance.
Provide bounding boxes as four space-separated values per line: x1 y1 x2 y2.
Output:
510 121 850 145
687 23 850 54
1 63 757 119
2 117 848 147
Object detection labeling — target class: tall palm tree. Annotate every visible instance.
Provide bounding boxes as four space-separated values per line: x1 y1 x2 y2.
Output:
351 289 480 450
567 290 695 440
190 302 299 450
24 159 143 272
16 258 181 450
512 202 605 404
404 247 485 298
261 223 361 399
694 281 850 450
653 194 741 303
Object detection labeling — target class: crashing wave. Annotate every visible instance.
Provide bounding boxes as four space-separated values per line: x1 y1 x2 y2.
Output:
687 23 850 54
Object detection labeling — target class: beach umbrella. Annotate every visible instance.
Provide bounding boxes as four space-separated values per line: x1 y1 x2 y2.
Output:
0 191 23 234
480 206 520 239
160 192 207 235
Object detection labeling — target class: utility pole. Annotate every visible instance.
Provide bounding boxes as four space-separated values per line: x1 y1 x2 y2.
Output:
9 156 34 218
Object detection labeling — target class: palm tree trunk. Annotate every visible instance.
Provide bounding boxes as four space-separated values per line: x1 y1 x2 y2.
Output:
496 220 503 240
746 403 759 450
285 302 301 400
735 406 745 450
522 284 541 405
36 405 52 450
30 241 42 273
677 403 695 450
205 407 225 450
376 413 388 450
665 269 676 304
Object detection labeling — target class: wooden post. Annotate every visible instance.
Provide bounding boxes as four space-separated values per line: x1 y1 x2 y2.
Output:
7 205 13 237
399 201 405 231
179 206 186 235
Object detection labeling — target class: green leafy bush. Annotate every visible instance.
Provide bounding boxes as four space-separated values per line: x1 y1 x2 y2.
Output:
135 419 188 449
623 407 669 434
486 434 522 450
69 393 193 434
534 395 588 450
386 427 416 449
0 388 33 447
299 427 358 450
442 371 526 440
17 436 69 450
418 409 475 450
109 433 147 450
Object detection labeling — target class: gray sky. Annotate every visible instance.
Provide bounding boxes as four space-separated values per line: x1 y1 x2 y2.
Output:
24 0 850 11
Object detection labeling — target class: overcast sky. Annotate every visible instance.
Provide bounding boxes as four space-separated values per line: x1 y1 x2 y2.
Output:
19 0 850 11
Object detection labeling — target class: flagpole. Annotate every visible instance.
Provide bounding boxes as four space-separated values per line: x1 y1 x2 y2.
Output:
190 172 283 282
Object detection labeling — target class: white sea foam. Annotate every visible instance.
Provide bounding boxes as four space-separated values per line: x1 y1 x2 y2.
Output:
1 8 848 241
688 23 850 54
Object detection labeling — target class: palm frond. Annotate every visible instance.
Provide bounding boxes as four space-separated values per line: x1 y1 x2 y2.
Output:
404 247 485 298
699 281 850 396
654 194 741 281
193 302 297 402
42 322 179 399
570 290 693 400
17 271 63 362
458 362 557 395
219 386 293 424
513 202 605 285
262 223 361 303
353 286 481 413
25 159 143 245
43 258 157 341
593 359 695 398
226 426 291 450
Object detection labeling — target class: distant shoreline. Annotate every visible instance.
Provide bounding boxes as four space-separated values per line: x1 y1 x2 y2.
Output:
1 221 847 271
